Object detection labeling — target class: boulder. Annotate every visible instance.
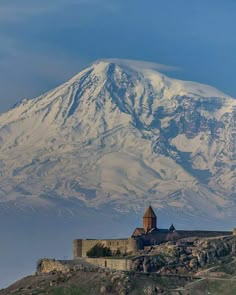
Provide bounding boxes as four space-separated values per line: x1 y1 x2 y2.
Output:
189 258 198 269
100 286 107 294
143 285 158 295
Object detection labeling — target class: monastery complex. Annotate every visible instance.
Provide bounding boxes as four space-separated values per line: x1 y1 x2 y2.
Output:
73 206 233 259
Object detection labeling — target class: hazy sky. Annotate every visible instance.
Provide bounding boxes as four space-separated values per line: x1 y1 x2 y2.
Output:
0 0 236 112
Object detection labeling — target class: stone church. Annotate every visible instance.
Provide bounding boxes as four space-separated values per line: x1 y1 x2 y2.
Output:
73 205 232 259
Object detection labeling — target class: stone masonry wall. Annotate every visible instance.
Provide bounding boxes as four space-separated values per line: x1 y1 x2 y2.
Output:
81 240 100 257
85 258 132 271
74 239 132 258
37 258 132 273
73 239 82 258
176 230 232 239
73 231 233 259
141 230 233 246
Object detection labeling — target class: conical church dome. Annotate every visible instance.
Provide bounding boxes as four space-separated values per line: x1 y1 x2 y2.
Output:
169 224 176 232
143 205 156 218
143 205 157 232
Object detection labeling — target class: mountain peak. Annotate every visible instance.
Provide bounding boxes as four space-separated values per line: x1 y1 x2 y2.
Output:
0 59 236 221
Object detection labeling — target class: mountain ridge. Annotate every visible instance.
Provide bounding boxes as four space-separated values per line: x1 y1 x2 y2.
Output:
0 59 236 220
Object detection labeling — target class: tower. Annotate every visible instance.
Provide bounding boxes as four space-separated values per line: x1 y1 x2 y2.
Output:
143 205 157 232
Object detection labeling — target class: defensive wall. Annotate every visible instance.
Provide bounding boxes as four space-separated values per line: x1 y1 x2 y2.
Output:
73 237 141 258
176 230 232 239
37 258 132 273
141 230 233 246
74 230 233 259
84 257 132 271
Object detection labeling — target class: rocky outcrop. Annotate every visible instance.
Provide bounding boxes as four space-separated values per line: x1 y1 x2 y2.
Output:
37 259 72 274
5 236 236 295
37 237 236 277
131 236 236 274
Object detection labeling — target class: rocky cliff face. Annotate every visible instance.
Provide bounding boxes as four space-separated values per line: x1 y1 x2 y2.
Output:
132 236 236 274
36 236 236 275
0 59 236 219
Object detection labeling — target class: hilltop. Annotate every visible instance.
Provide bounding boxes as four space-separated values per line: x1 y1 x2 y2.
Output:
2 235 236 295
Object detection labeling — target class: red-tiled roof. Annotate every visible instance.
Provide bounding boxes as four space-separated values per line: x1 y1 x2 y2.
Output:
143 205 156 218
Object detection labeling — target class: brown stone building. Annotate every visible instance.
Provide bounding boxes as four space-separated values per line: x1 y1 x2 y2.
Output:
73 205 233 259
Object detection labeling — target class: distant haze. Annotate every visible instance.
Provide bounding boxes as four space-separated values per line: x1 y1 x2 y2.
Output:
1 0 236 112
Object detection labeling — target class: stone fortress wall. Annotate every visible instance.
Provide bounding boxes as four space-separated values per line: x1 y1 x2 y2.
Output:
84 257 132 271
73 230 233 259
37 258 132 273
36 208 236 276
39 233 236 274
141 230 233 246
73 237 140 258
175 230 233 239
73 206 235 260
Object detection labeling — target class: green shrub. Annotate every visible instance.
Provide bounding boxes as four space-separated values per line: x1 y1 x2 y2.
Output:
86 243 112 258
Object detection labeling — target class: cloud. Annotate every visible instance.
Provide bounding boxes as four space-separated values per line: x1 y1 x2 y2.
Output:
100 58 181 72
0 53 181 113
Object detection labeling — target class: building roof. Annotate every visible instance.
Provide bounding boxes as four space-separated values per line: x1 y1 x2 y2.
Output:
143 205 156 218
169 224 176 232
132 227 146 237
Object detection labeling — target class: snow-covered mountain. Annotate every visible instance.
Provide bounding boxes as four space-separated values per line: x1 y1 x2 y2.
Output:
0 59 236 219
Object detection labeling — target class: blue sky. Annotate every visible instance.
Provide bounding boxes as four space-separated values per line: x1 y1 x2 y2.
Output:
0 0 236 112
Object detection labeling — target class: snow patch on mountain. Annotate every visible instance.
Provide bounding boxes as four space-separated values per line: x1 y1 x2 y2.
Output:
0 59 236 219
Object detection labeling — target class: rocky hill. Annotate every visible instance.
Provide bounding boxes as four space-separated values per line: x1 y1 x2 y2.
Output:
0 268 193 295
0 59 236 220
2 235 236 295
